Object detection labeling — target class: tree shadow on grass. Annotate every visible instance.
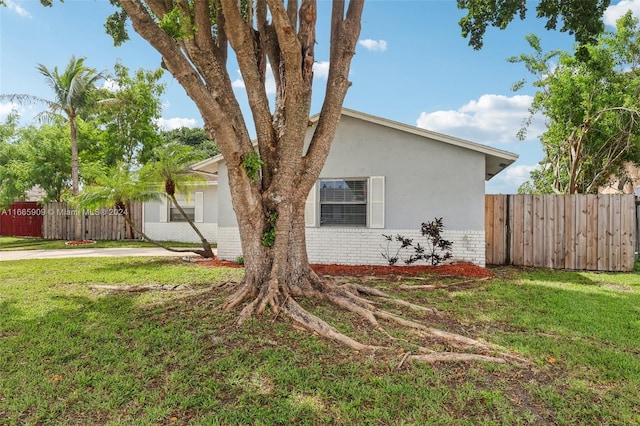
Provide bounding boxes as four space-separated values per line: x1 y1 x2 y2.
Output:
2 272 639 425
89 257 183 273
0 238 50 250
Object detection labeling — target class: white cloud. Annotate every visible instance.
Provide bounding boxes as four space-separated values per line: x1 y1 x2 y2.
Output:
502 164 537 186
5 0 31 18
156 117 198 130
416 94 545 144
0 101 36 122
231 63 276 95
0 101 19 118
604 0 640 26
101 79 121 92
313 61 330 79
231 76 245 90
486 164 539 194
358 39 388 52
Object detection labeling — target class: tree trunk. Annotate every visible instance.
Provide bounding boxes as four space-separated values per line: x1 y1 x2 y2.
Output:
70 116 83 241
224 193 325 321
121 212 210 257
124 200 135 240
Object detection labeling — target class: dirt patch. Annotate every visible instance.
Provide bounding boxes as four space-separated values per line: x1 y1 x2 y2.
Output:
195 259 491 278
598 282 633 292
194 259 244 269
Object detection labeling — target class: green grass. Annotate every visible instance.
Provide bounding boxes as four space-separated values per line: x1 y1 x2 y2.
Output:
1 258 640 425
0 236 208 251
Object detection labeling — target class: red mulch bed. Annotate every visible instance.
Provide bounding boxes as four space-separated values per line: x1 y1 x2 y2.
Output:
194 259 491 278
311 263 491 278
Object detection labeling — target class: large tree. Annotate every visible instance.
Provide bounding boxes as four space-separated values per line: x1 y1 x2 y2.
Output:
36 0 613 355
161 127 219 160
512 12 640 194
21 57 102 197
0 116 71 207
95 62 166 167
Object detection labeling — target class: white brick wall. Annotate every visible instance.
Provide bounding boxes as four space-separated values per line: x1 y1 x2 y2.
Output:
217 226 485 266
144 222 218 244
217 227 243 261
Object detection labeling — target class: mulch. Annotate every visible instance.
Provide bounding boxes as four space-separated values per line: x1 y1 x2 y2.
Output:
194 259 491 278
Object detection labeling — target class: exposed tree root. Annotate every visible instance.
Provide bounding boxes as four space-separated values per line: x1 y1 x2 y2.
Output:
282 297 379 352
398 276 491 291
90 284 192 292
223 274 524 365
407 352 507 364
341 283 439 315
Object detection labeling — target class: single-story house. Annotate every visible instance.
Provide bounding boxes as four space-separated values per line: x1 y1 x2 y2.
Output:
143 108 517 266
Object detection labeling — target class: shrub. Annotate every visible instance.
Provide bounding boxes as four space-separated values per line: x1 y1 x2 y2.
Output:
380 217 453 266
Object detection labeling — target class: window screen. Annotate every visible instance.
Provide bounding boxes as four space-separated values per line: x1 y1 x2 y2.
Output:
319 179 367 226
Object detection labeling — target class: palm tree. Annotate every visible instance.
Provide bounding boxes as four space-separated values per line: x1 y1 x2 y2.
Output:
141 142 215 258
1 56 105 240
36 57 105 197
75 163 212 258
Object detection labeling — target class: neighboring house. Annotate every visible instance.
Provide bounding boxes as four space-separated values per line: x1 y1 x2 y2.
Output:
599 162 640 196
142 177 219 244
24 185 46 202
184 108 517 266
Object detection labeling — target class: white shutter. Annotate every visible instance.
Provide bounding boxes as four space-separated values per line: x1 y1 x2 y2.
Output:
194 191 204 223
305 182 317 227
159 194 168 223
368 176 385 229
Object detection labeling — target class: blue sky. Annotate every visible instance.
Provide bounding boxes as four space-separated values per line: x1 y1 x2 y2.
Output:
2 0 639 193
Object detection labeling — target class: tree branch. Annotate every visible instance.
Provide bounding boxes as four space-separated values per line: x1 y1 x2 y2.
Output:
300 0 363 195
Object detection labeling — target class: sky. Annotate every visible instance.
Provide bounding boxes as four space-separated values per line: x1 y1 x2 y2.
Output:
2 0 640 194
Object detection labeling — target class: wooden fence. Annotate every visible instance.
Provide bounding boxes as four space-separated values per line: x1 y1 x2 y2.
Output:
42 202 143 241
485 194 637 272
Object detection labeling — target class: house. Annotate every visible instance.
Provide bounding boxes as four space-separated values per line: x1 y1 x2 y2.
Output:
599 162 640 196
144 109 518 265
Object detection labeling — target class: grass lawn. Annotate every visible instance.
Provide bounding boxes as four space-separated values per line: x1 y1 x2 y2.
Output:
1 257 639 425
0 236 207 251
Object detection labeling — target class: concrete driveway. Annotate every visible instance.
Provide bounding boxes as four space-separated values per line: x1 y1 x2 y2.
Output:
0 247 213 261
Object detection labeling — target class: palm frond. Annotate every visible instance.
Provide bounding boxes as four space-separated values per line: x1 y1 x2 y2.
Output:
140 142 206 195
73 164 162 212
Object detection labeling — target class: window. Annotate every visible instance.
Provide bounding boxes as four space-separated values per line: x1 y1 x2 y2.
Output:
305 177 384 229
161 192 203 223
319 179 368 226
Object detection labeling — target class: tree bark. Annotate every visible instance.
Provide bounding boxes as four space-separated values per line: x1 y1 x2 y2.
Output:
70 115 83 241
124 200 135 240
